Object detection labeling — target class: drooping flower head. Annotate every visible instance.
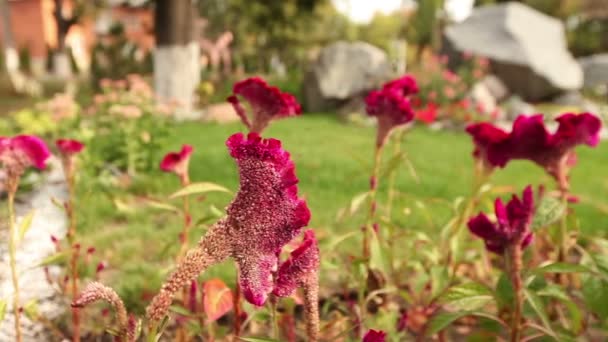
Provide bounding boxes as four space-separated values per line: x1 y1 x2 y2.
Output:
228 77 302 133
466 113 601 189
468 186 534 255
56 139 85 157
160 145 194 184
366 76 418 147
273 230 320 297
225 132 310 305
363 329 386 342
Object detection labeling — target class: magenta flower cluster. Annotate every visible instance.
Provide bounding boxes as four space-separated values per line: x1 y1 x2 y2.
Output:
468 186 535 255
365 75 418 147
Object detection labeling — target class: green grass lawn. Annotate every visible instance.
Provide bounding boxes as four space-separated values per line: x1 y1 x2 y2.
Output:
72 113 608 312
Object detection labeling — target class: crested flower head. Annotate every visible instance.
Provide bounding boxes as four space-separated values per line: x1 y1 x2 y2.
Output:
56 139 85 156
225 132 310 305
382 75 419 96
228 77 302 133
160 145 194 183
366 86 415 147
0 135 50 184
466 113 601 188
72 282 129 333
468 186 534 255
273 230 320 297
363 329 386 342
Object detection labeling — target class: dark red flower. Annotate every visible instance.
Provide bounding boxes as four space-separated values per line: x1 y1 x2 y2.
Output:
0 135 50 170
160 145 193 182
273 230 320 297
365 89 415 147
468 186 534 255
228 77 301 133
56 139 85 156
382 75 419 96
225 132 310 305
466 113 602 188
363 329 386 342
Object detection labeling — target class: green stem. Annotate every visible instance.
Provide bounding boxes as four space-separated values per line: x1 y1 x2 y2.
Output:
270 296 279 340
8 190 23 342
363 144 384 260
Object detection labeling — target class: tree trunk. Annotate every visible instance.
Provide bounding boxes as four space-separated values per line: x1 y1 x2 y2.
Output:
154 0 200 118
0 0 25 92
53 0 74 79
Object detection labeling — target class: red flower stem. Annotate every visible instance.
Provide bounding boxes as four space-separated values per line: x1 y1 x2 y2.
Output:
269 295 279 339
508 244 523 342
63 159 81 342
556 188 570 285
8 188 23 342
178 174 191 260
233 273 242 337
363 143 384 260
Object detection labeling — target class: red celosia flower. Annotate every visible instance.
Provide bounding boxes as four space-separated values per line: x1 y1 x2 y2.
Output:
466 113 601 188
0 135 50 170
468 186 534 255
273 230 320 297
382 75 419 97
226 132 311 305
147 133 312 322
160 145 194 183
363 329 386 342
365 89 415 147
56 139 85 156
415 102 438 124
228 77 302 133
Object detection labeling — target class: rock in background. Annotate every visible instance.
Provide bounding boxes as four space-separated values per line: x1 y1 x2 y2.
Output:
303 41 391 112
444 2 582 101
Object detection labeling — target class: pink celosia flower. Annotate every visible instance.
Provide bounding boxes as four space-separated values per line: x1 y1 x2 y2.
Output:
363 329 386 342
228 77 302 133
468 186 534 255
382 75 419 96
466 113 601 188
365 89 415 147
226 133 310 305
147 133 311 322
0 135 50 171
56 139 85 156
273 230 320 297
160 145 193 184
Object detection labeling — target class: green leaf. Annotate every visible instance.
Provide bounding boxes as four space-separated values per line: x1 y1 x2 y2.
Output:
349 192 369 215
141 198 181 213
537 285 583 334
35 252 68 268
439 282 494 311
0 299 6 322
169 182 231 199
18 210 35 241
50 197 66 211
23 299 39 319
582 277 608 321
424 311 505 335
169 305 192 317
524 289 556 338
533 262 592 275
430 266 449 300
240 338 282 342
369 231 389 276
531 196 566 230
495 272 514 310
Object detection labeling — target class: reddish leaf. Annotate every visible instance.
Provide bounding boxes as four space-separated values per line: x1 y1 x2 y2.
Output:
202 278 234 322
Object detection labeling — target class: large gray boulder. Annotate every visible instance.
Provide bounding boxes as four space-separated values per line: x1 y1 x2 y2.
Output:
444 2 583 101
303 41 391 112
578 53 608 89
